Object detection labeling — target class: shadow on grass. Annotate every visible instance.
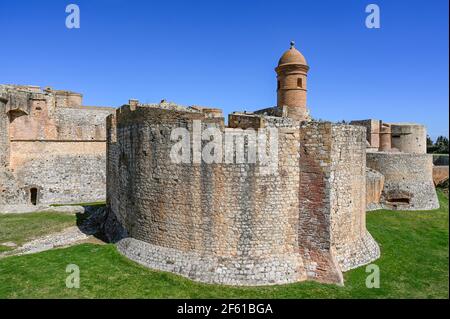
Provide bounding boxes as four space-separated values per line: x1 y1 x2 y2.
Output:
74 203 109 244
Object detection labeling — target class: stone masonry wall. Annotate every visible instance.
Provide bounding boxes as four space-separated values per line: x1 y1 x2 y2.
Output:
107 108 381 285
9 141 106 205
390 123 427 154
0 97 9 168
366 168 385 210
297 123 379 281
0 85 113 208
298 122 343 283
366 152 439 210
0 95 28 207
329 125 380 271
107 105 307 285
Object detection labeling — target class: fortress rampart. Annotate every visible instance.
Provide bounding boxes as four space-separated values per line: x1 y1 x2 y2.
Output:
366 152 438 210
105 102 380 286
350 119 438 211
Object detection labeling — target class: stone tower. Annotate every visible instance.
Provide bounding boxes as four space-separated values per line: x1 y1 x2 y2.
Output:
276 41 310 121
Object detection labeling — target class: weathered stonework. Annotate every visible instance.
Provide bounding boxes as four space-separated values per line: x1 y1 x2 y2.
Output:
390 123 427 154
105 101 380 286
433 165 449 186
350 119 439 211
101 44 383 286
366 152 439 210
7 41 441 288
366 168 385 211
0 85 114 211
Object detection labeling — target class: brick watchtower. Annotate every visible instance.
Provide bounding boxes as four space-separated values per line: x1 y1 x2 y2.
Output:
276 41 310 121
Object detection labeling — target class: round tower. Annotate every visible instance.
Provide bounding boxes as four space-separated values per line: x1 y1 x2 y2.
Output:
275 41 310 121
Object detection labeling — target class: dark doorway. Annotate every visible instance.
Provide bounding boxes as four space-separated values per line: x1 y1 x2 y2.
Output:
30 188 38 205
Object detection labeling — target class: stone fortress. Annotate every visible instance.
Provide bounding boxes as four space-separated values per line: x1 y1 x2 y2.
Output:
104 42 382 286
0 42 441 286
351 119 439 211
0 85 114 212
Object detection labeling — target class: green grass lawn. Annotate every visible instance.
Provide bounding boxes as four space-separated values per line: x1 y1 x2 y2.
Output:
0 190 448 298
0 212 77 252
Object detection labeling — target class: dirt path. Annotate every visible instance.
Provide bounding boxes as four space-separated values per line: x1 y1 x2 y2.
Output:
0 207 107 258
0 226 92 258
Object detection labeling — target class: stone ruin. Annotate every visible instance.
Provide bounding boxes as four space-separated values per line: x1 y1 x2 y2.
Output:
0 42 441 286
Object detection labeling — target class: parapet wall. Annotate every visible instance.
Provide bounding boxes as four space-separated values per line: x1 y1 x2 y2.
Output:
366 152 439 210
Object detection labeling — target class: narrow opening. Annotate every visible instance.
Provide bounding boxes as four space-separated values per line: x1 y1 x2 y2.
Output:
30 188 38 205
297 78 303 88
35 106 42 111
277 80 280 90
387 197 410 204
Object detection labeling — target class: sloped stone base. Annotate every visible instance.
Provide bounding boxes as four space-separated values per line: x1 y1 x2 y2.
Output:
333 231 380 272
117 238 307 286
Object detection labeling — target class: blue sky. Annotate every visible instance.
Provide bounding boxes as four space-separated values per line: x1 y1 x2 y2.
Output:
0 0 448 138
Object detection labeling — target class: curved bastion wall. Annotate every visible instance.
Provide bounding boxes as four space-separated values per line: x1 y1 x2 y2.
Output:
328 125 380 271
366 152 439 210
390 123 427 154
106 105 307 285
105 104 380 286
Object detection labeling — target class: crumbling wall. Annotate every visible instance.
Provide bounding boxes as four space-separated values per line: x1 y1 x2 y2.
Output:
367 152 439 210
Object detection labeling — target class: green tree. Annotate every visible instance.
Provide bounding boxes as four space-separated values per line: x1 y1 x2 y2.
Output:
426 135 434 147
426 135 435 153
434 136 449 154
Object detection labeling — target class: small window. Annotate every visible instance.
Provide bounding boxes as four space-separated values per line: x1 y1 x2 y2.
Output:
277 80 280 90
30 188 38 205
297 78 303 88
